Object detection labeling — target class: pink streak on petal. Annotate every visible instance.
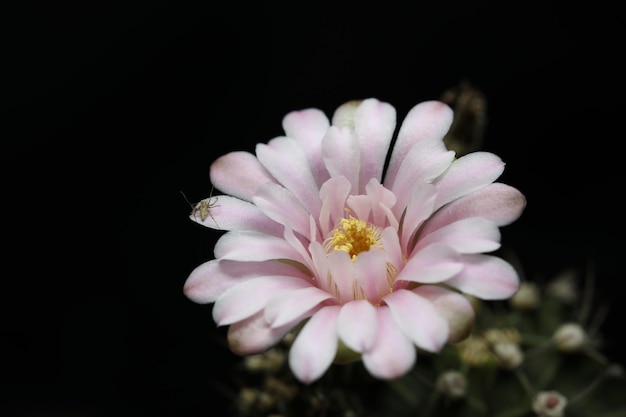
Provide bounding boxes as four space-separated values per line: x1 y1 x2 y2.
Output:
384 289 449 352
362 307 416 379
415 217 501 254
253 183 311 238
289 305 341 384
227 311 296 355
213 275 310 326
354 248 389 303
282 108 331 187
256 137 322 216
210 151 277 202
190 195 282 236
337 300 378 353
214 231 304 262
353 99 397 190
445 254 520 300
386 101 454 188
433 152 505 210
265 287 333 328
321 126 360 194
397 243 464 284
365 178 397 226
413 285 475 343
421 183 527 235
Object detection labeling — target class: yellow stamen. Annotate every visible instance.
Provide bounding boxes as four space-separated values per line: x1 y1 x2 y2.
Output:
327 215 381 261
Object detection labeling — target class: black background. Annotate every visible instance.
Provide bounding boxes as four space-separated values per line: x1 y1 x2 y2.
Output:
4 2 624 416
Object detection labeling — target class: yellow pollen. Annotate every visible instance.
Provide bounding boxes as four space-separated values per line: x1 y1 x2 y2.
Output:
330 216 380 261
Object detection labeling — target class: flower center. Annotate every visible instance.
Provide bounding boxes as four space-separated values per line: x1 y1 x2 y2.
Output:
329 216 381 261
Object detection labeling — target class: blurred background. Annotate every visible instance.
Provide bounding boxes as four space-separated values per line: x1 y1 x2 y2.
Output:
3 2 623 416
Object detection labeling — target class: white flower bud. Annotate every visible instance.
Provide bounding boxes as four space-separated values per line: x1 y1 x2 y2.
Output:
509 282 540 311
493 342 524 369
435 370 467 400
553 323 587 352
532 390 567 417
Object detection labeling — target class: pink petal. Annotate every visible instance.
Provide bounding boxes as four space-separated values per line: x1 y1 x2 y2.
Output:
213 275 310 326
326 250 357 303
397 243 463 284
214 231 304 262
256 137 322 216
337 300 378 353
421 183 527 234
353 248 390 303
364 179 397 226
227 311 296 355
433 152 505 210
380 227 404 273
319 176 352 235
282 108 331 187
184 259 309 304
265 287 334 328
353 99 397 190
400 183 437 251
289 305 341 383
415 217 501 254
384 289 449 352
413 286 475 343
389 139 455 212
210 151 277 202
189 195 282 236
445 254 520 300
253 183 311 238
362 307 416 379
321 126 360 194
385 101 454 188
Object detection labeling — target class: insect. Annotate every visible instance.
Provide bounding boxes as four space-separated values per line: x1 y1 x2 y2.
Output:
180 189 220 228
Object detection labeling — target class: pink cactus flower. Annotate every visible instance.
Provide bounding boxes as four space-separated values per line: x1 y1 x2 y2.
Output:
184 98 526 383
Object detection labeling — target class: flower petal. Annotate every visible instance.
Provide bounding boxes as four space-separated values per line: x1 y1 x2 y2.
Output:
282 108 331 187
353 99 396 190
213 275 310 326
319 176 352 235
253 183 311 238
396 243 464 284
445 254 520 299
384 289 449 352
289 305 341 383
184 259 309 304
265 287 334 328
362 307 416 379
214 231 304 262
390 139 455 212
256 137 322 216
190 195 283 235
337 300 378 353
354 248 390 303
321 126 360 194
416 217 501 254
433 152 505 210
413 286 474 343
210 151 277 202
385 100 454 187
421 183 527 235
227 311 295 355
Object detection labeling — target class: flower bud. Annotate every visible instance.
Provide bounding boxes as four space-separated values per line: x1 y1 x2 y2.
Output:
493 342 524 369
532 390 567 417
552 323 587 352
435 370 467 400
509 281 540 311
